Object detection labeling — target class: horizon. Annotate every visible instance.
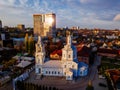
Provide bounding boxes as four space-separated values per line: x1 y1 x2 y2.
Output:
0 0 120 29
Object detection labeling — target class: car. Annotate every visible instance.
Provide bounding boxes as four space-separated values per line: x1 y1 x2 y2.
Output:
99 83 107 87
99 75 105 79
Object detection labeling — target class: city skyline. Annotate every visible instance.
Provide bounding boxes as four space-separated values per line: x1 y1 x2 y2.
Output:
0 0 120 29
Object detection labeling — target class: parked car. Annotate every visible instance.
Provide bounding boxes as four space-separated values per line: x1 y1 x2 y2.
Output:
99 83 107 87
99 75 105 79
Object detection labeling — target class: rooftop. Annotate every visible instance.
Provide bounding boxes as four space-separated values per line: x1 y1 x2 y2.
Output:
16 60 31 68
42 60 62 68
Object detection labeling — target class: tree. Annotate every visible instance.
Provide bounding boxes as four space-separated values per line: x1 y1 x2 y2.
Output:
28 35 34 54
25 33 29 52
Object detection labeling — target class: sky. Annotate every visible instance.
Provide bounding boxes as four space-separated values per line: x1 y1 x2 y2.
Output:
0 0 120 29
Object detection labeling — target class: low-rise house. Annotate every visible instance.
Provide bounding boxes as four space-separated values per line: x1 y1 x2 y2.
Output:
50 50 62 60
98 48 119 57
106 69 120 90
77 46 90 64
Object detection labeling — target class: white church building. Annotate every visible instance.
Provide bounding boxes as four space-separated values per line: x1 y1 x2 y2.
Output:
35 34 88 80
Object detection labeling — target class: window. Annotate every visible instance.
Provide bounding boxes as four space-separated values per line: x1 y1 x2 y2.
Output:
55 71 56 74
58 72 60 74
52 71 54 74
39 68 41 73
69 55 71 58
49 71 50 74
64 54 65 58
68 76 70 79
80 71 82 74
64 65 66 68
64 72 66 75
46 71 48 74
72 65 74 68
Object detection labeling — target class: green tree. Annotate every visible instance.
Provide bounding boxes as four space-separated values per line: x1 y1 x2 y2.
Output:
28 35 34 54
25 33 29 52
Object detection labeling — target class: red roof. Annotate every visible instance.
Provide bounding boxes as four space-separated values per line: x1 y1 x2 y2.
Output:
51 46 91 57
77 46 90 57
51 50 62 56
107 69 120 84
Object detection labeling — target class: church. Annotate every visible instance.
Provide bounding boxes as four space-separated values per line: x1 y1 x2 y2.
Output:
35 34 88 80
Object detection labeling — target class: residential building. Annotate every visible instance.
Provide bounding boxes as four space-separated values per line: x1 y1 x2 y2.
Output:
17 24 25 30
77 46 90 64
33 13 56 37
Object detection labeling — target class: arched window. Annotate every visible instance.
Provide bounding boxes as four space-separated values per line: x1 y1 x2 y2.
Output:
80 71 82 75
64 65 66 68
69 55 71 58
64 54 65 58
72 65 74 68
39 68 41 73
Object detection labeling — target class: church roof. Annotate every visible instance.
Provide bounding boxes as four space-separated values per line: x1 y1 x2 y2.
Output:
42 60 62 68
78 62 88 68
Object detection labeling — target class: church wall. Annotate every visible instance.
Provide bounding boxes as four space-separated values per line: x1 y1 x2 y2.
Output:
78 68 88 76
35 65 42 74
42 68 63 76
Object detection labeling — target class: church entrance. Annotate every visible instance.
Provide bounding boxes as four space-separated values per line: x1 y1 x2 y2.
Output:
39 68 41 73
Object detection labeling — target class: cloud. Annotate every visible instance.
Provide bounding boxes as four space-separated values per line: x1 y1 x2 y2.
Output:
19 0 28 5
0 0 16 6
80 0 98 4
0 0 120 29
113 14 120 21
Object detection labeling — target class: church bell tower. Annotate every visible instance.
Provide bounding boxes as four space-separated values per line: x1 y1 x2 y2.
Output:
35 36 45 74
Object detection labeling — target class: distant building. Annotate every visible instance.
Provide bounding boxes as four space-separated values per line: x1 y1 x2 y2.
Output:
17 24 25 30
33 13 56 37
0 32 12 47
0 39 14 48
1 32 10 40
77 46 91 65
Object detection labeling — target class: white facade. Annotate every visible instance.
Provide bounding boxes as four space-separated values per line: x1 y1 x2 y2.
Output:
35 34 88 80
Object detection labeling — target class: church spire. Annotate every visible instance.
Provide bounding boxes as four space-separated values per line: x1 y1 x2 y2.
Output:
38 36 42 43
67 31 72 46
36 35 45 53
